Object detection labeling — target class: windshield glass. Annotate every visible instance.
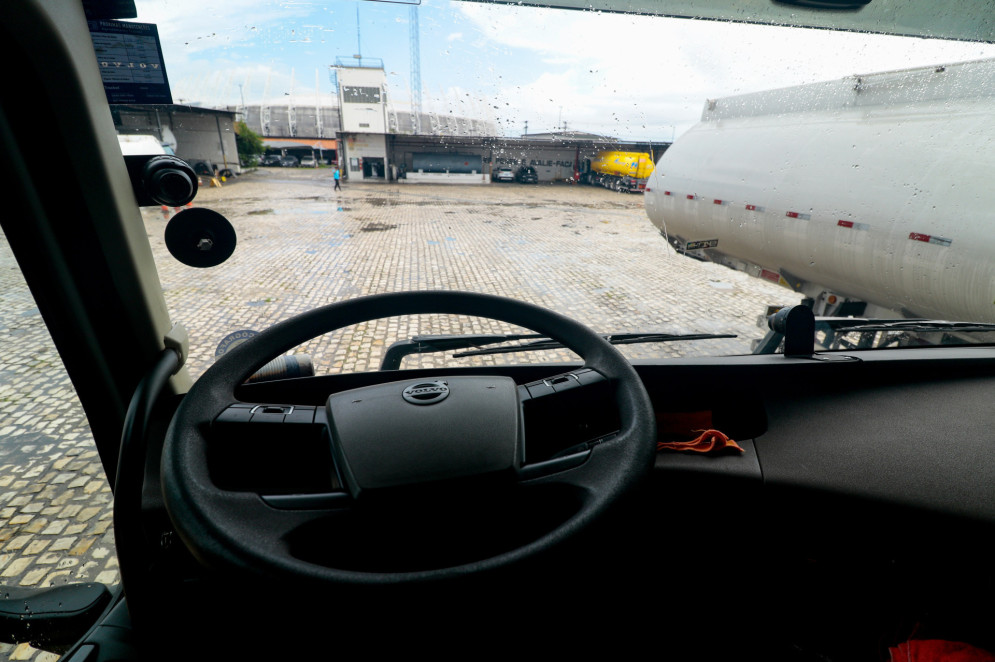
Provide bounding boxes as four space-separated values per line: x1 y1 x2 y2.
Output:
121 0 995 375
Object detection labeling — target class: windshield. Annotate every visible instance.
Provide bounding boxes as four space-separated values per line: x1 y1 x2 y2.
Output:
118 0 995 375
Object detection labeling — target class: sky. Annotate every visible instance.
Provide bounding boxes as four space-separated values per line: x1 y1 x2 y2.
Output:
135 0 995 141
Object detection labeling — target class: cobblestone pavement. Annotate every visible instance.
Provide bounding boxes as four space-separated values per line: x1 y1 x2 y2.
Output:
151 169 802 379
0 168 801 659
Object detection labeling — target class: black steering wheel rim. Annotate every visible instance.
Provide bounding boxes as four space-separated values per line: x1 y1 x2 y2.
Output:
161 290 655 586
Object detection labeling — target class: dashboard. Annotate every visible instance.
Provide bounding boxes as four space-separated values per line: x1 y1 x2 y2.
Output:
235 346 995 533
201 346 995 656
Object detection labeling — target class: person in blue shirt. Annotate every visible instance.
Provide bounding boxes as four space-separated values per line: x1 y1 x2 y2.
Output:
333 166 341 191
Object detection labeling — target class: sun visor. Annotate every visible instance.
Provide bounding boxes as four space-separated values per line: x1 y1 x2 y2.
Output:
463 0 995 43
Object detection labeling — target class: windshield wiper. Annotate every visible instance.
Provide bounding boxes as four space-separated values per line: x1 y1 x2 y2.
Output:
819 319 995 334
380 332 736 369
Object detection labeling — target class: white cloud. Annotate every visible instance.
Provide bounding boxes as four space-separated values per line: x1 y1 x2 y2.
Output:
133 0 995 138
454 2 995 139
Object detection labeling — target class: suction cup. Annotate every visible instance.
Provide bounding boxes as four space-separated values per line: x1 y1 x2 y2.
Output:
164 208 236 268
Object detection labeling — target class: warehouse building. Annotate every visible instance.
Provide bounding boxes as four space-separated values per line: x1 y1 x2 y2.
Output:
111 104 241 175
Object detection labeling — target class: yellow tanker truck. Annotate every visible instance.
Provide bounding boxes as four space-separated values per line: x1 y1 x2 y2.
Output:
582 150 655 193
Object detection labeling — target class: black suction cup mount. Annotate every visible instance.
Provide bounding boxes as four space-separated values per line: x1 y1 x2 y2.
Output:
164 208 237 268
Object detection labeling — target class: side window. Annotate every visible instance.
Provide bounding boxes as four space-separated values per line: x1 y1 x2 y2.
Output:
0 230 119 660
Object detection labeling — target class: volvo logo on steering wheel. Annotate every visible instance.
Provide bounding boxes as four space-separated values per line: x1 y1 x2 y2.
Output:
402 380 450 405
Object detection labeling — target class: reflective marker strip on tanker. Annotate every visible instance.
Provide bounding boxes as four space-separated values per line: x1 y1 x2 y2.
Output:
909 232 953 247
838 220 870 231
785 211 812 220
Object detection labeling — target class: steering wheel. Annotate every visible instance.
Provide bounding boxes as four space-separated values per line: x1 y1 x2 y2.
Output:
161 291 655 587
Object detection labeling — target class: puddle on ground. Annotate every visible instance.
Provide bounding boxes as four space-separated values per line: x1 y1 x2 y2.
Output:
360 223 398 232
367 197 397 207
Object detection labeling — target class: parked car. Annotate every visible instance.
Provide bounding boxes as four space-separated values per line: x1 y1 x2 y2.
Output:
300 156 317 168
259 154 281 166
516 166 538 184
493 166 515 182
278 155 299 167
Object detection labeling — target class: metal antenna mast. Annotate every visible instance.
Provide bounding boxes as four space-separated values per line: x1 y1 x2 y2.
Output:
315 69 323 138
261 70 272 136
409 5 422 134
288 67 297 137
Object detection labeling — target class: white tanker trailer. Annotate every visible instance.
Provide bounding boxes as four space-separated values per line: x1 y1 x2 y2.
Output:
645 58 995 323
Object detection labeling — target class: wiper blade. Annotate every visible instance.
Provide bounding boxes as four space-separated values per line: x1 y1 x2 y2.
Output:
380 333 544 369
453 332 737 357
820 318 995 334
380 332 735 369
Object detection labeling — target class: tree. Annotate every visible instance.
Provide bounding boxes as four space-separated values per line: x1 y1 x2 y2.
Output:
234 121 264 165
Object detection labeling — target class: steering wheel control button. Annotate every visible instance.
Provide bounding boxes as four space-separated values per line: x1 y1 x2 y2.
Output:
285 406 316 425
546 374 582 392
526 381 556 398
573 369 606 386
209 404 331 492
327 376 521 498
402 380 450 405
250 406 290 424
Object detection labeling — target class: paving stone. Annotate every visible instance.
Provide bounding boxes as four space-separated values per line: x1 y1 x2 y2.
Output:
23 519 49 534
40 520 67 535
4 535 32 552
35 552 61 565
75 507 100 522
95 569 119 584
9 642 36 660
19 567 48 586
68 537 96 557
1 557 33 577
41 570 74 587
49 537 76 552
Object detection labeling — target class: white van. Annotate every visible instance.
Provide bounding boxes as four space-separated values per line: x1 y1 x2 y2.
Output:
117 134 174 156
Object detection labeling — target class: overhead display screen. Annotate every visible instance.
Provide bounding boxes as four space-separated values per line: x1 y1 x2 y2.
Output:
88 19 173 104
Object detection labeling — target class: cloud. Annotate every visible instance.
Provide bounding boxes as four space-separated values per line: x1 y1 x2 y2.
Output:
134 0 995 138
454 2 995 138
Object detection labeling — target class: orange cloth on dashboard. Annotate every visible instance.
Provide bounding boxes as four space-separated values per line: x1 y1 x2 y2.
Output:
889 640 995 662
656 429 744 453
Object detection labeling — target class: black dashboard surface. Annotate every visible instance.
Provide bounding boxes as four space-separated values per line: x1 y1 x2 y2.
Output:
237 346 995 532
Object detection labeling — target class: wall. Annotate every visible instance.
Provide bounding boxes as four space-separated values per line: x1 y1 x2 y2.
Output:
390 141 601 182
337 67 388 134
342 133 387 180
